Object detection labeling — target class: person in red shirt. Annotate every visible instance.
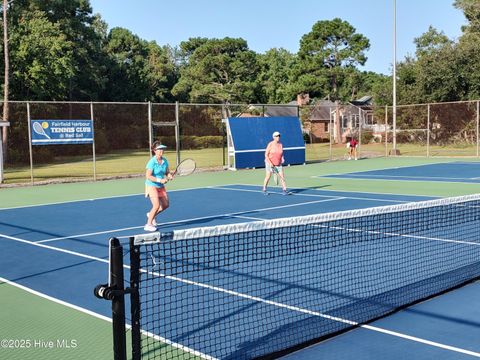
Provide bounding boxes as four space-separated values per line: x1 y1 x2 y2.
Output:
348 137 358 160
262 131 290 195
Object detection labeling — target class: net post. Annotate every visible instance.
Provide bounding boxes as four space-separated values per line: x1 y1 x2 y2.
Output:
129 236 142 360
109 237 127 360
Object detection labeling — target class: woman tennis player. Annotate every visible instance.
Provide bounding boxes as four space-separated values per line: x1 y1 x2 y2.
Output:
348 137 358 160
144 141 173 231
262 131 289 195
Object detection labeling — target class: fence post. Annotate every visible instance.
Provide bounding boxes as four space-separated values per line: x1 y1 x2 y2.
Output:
329 107 332 160
0 121 9 184
175 101 180 165
91 102 96 181
385 105 388 157
148 101 152 151
358 107 362 158
427 104 430 158
27 102 33 185
477 100 480 157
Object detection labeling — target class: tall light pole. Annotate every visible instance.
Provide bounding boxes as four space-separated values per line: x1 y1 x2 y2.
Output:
392 0 398 154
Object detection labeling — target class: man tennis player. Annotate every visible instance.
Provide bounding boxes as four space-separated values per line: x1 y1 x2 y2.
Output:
144 141 173 231
262 131 290 195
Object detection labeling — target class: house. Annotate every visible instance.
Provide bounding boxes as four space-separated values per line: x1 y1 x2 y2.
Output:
307 96 375 143
237 94 376 144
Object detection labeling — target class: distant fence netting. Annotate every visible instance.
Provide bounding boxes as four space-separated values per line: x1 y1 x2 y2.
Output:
384 101 480 157
2 99 480 185
178 104 225 169
151 103 177 165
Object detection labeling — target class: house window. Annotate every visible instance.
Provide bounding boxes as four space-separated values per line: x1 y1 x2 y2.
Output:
351 114 360 128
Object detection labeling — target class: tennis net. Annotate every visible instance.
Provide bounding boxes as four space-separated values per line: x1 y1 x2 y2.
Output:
124 194 480 359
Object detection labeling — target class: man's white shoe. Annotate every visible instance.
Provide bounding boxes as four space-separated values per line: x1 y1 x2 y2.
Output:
143 224 157 232
147 212 157 226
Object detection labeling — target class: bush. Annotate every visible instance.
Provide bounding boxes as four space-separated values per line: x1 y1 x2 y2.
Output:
361 132 374 144
303 133 311 144
94 129 110 154
156 136 224 149
32 147 55 163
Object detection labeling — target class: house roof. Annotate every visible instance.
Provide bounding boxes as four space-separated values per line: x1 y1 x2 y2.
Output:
264 103 298 117
309 100 335 121
350 95 373 106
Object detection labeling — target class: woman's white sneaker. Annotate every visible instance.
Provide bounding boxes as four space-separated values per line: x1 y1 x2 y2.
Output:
143 224 157 232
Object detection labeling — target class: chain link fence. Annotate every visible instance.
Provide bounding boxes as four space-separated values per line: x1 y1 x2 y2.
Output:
1 100 479 185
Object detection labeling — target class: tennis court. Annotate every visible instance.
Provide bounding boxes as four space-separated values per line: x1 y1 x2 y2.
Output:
1 157 480 359
321 161 480 183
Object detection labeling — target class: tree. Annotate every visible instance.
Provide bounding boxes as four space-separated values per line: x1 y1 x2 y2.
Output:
2 0 110 100
294 18 370 101
8 9 75 99
103 27 176 102
172 37 260 104
103 27 150 101
257 48 296 103
454 0 480 33
144 42 177 102
454 0 480 99
293 18 370 143
414 26 452 58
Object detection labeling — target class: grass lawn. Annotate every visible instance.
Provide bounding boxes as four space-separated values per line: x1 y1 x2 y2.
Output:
3 143 479 185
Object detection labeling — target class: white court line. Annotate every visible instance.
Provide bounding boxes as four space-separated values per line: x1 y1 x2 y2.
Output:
321 160 460 177
330 173 474 181
233 215 266 221
35 197 345 243
0 275 113 322
316 175 480 185
0 237 216 360
0 193 144 211
0 185 223 211
217 185 414 203
235 182 440 199
146 268 480 358
317 224 480 248
36 225 146 243
2 231 480 357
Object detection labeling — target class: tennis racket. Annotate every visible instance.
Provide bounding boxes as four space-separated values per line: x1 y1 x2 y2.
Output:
171 158 196 178
272 165 279 185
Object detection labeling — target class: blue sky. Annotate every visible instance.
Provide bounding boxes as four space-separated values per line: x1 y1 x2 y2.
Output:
89 0 466 75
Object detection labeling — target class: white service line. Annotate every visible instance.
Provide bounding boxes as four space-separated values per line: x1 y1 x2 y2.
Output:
316 175 479 185
36 197 346 243
0 185 221 211
216 185 412 203
335 173 470 181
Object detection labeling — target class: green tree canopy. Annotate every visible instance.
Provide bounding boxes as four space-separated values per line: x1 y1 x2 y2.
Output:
2 0 107 100
172 37 260 103
293 18 370 101
103 27 176 102
257 48 296 103
8 9 75 100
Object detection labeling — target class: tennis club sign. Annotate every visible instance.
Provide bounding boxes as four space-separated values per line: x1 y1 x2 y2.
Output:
31 120 94 145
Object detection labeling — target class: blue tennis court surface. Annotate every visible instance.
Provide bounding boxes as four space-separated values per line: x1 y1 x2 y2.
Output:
2 184 480 359
321 161 480 183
